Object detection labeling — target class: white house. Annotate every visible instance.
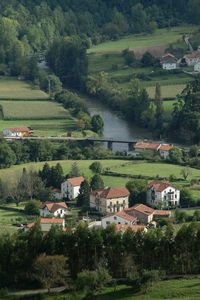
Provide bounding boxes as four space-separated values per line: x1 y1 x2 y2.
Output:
147 181 180 207
90 187 129 214
25 218 65 233
184 51 200 66
39 202 68 218
61 176 84 200
3 126 32 137
194 62 200 73
101 210 137 229
161 53 178 70
158 144 174 159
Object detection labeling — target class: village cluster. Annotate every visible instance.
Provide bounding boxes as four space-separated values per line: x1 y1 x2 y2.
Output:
161 47 200 71
25 175 180 234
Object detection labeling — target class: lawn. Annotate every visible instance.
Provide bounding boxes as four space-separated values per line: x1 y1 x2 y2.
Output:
0 100 69 120
88 26 197 54
0 208 28 235
0 77 48 100
43 278 200 300
107 161 200 181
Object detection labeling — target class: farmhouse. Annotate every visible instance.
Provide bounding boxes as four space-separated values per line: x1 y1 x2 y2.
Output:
40 201 68 218
124 204 171 224
161 53 178 70
3 126 32 137
134 142 173 158
183 51 200 66
61 176 85 200
101 210 137 229
194 62 200 73
90 187 129 214
25 218 65 233
147 181 180 207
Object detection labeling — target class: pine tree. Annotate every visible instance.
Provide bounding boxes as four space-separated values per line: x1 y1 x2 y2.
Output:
154 82 164 127
90 174 104 191
69 162 81 178
77 180 90 211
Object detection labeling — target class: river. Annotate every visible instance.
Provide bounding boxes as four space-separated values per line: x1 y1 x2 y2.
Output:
80 95 153 152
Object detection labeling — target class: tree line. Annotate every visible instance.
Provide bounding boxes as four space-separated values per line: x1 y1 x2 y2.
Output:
1 221 200 291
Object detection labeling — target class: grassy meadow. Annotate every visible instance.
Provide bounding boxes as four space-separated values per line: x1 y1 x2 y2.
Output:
0 77 48 100
40 278 200 300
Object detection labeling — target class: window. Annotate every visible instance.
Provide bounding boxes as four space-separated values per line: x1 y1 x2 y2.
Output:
106 221 110 225
118 222 121 224
114 216 117 220
175 194 177 199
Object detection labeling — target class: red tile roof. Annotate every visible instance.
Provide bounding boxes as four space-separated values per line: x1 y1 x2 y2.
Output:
40 218 64 224
41 202 67 212
67 176 85 186
92 187 129 199
148 181 173 192
184 51 200 59
115 224 145 233
125 204 154 216
159 144 173 151
9 127 30 132
115 211 137 222
153 210 171 217
161 53 177 63
135 142 160 151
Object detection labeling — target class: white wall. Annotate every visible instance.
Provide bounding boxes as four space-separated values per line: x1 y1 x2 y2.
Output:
90 195 129 214
162 63 177 70
101 214 136 229
61 181 80 200
147 186 180 207
194 63 200 72
40 207 68 218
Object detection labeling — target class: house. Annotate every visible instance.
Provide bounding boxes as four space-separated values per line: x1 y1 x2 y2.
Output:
125 204 155 224
134 142 173 159
101 210 137 229
161 53 178 70
90 187 129 214
3 126 32 137
39 201 68 218
158 144 174 159
125 203 171 224
194 62 200 73
183 51 200 66
147 181 180 207
61 176 85 200
25 217 65 233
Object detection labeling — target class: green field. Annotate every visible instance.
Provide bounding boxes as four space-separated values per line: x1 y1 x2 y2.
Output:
0 100 70 120
40 278 200 300
88 26 196 54
0 77 48 100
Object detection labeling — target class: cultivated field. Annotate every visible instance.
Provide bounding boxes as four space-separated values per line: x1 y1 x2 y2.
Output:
0 77 48 100
88 26 196 54
146 84 185 99
0 100 69 120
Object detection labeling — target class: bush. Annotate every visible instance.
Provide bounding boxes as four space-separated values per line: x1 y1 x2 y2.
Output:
24 200 40 215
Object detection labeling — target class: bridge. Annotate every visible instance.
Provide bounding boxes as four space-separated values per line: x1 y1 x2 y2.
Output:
4 136 138 151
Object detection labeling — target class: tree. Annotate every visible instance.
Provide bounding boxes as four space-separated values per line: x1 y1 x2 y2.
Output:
141 52 156 67
91 115 104 134
89 162 102 174
77 180 90 211
122 49 136 66
126 180 147 206
0 142 16 168
154 83 164 128
180 188 193 207
24 200 40 215
39 162 52 187
180 167 191 180
69 162 81 178
90 174 104 191
33 254 68 292
168 148 183 164
50 163 64 188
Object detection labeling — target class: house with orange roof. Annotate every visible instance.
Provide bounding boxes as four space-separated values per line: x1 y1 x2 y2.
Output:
184 50 200 66
134 142 173 159
101 210 137 229
61 176 85 200
25 217 65 233
147 181 180 208
39 201 68 218
3 126 32 137
90 187 129 214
